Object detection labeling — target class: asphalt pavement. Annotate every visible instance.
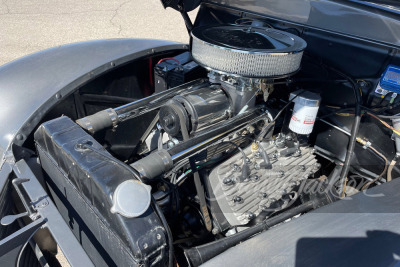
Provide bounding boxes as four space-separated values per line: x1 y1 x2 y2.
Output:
0 0 197 66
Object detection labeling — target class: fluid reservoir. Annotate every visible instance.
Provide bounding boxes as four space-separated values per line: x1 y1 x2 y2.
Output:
288 90 321 135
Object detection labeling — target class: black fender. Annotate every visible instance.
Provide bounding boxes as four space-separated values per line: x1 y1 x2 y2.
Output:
0 38 188 167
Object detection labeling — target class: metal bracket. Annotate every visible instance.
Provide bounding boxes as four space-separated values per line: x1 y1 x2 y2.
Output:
11 159 94 266
1 212 29 226
0 217 46 257
11 178 43 221
12 178 34 214
362 140 372 149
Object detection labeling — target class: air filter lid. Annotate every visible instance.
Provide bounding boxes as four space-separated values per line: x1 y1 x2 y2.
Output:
191 25 307 78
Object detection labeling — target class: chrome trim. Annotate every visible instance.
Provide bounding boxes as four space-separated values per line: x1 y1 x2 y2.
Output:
191 25 306 78
105 108 118 129
191 25 306 55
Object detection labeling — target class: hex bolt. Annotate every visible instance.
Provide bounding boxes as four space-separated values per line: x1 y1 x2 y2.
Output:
246 212 255 220
156 234 162 240
359 80 367 87
233 196 243 203
212 228 220 235
254 163 261 170
278 170 285 177
233 164 241 172
259 192 268 199
245 157 251 164
223 177 235 185
294 149 302 157
250 175 259 182
167 140 175 149
300 165 306 171
255 151 262 158
269 140 275 145
275 138 286 148
75 140 93 151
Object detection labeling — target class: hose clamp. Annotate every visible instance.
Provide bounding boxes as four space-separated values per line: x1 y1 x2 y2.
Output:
106 108 118 130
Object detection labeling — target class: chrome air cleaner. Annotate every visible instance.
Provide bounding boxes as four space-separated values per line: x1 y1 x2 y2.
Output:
191 25 307 78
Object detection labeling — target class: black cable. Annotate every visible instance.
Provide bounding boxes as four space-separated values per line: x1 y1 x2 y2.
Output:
304 53 363 196
258 143 272 169
293 78 348 84
272 90 305 122
340 111 361 196
322 67 362 196
80 144 175 267
371 92 394 109
184 200 316 266
375 101 400 115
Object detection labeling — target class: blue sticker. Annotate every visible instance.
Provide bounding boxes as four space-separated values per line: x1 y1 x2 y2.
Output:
380 65 400 94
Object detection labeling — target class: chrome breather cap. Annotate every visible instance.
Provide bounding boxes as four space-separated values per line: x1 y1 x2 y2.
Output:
191 25 307 78
111 180 152 218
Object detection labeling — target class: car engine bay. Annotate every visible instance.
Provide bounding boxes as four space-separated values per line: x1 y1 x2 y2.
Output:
18 10 400 267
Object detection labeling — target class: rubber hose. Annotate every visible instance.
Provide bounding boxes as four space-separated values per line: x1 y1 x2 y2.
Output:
338 77 362 197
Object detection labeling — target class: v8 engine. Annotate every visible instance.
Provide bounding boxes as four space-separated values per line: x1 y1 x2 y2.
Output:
33 22 387 267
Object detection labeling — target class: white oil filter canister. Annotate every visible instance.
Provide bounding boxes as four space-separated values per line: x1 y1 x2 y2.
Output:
289 90 321 135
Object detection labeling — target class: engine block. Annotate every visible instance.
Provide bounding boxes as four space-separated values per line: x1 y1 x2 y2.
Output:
208 140 319 227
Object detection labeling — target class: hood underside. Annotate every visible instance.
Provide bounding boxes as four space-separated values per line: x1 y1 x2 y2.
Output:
164 0 400 48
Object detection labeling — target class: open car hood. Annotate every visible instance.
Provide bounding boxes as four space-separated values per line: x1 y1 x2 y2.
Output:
162 0 400 47
160 0 201 12
162 0 400 13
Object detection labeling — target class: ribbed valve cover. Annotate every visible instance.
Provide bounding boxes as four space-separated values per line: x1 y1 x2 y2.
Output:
208 141 318 226
191 25 307 78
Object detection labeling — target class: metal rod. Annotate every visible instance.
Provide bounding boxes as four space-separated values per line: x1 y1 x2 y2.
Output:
319 118 351 136
115 79 208 121
184 201 316 266
76 79 208 133
169 108 266 163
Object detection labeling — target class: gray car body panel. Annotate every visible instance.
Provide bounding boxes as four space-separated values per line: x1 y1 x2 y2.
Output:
205 0 400 47
0 38 186 168
202 178 400 266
